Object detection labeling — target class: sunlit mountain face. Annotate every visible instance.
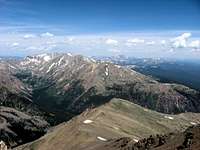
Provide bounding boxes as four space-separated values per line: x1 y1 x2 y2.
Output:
0 0 200 149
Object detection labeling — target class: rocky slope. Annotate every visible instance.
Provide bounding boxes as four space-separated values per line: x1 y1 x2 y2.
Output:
15 98 200 150
90 125 200 150
0 61 38 114
0 106 48 148
14 53 200 124
0 61 49 148
1 53 200 148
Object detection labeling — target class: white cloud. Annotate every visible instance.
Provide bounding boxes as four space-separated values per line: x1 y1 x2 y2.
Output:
40 32 54 37
126 38 145 46
189 40 200 49
161 40 166 45
26 46 38 50
24 34 36 39
11 42 19 47
108 49 120 53
105 39 118 45
146 41 155 45
68 37 75 41
191 49 200 52
169 49 174 53
1 31 200 58
171 32 191 48
127 38 145 43
182 33 192 38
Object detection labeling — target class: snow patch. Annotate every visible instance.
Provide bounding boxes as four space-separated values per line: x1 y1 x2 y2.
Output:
39 66 44 71
58 56 64 66
0 140 7 150
83 120 93 124
114 65 121 68
113 127 119 130
58 77 64 82
133 139 139 142
97 136 107 141
83 57 95 63
21 57 41 66
9 64 16 69
190 122 197 125
164 116 174 120
43 55 51 61
90 58 96 63
67 53 72 56
105 64 109 76
47 63 56 73
37 54 51 61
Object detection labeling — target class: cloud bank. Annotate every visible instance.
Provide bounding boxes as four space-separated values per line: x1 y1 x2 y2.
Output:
0 31 200 59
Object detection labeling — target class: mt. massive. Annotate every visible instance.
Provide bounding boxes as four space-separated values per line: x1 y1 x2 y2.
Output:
0 53 200 148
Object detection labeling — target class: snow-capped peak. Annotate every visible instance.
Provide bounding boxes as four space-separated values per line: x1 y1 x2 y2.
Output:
67 53 73 57
43 55 51 61
37 53 52 61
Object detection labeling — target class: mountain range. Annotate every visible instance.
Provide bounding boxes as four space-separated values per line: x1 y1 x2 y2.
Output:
0 53 200 149
93 55 200 91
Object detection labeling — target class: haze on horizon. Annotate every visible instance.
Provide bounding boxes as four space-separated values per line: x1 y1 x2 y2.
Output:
0 0 200 60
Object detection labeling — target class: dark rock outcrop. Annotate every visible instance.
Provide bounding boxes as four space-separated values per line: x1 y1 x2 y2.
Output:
0 106 49 148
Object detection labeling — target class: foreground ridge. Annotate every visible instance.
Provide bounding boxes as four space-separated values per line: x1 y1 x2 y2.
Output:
15 98 200 150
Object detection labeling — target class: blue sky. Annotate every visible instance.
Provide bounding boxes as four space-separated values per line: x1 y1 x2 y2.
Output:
0 0 200 58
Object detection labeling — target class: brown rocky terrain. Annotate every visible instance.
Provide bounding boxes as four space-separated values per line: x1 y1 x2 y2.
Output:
1 53 200 148
0 106 48 148
15 98 200 150
0 62 49 148
90 125 200 150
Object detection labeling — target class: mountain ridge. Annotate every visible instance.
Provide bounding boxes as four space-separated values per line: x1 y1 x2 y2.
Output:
15 53 200 118
14 98 200 150
1 53 200 148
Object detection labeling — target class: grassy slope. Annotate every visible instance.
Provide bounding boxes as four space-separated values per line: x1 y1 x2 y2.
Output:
15 98 200 150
